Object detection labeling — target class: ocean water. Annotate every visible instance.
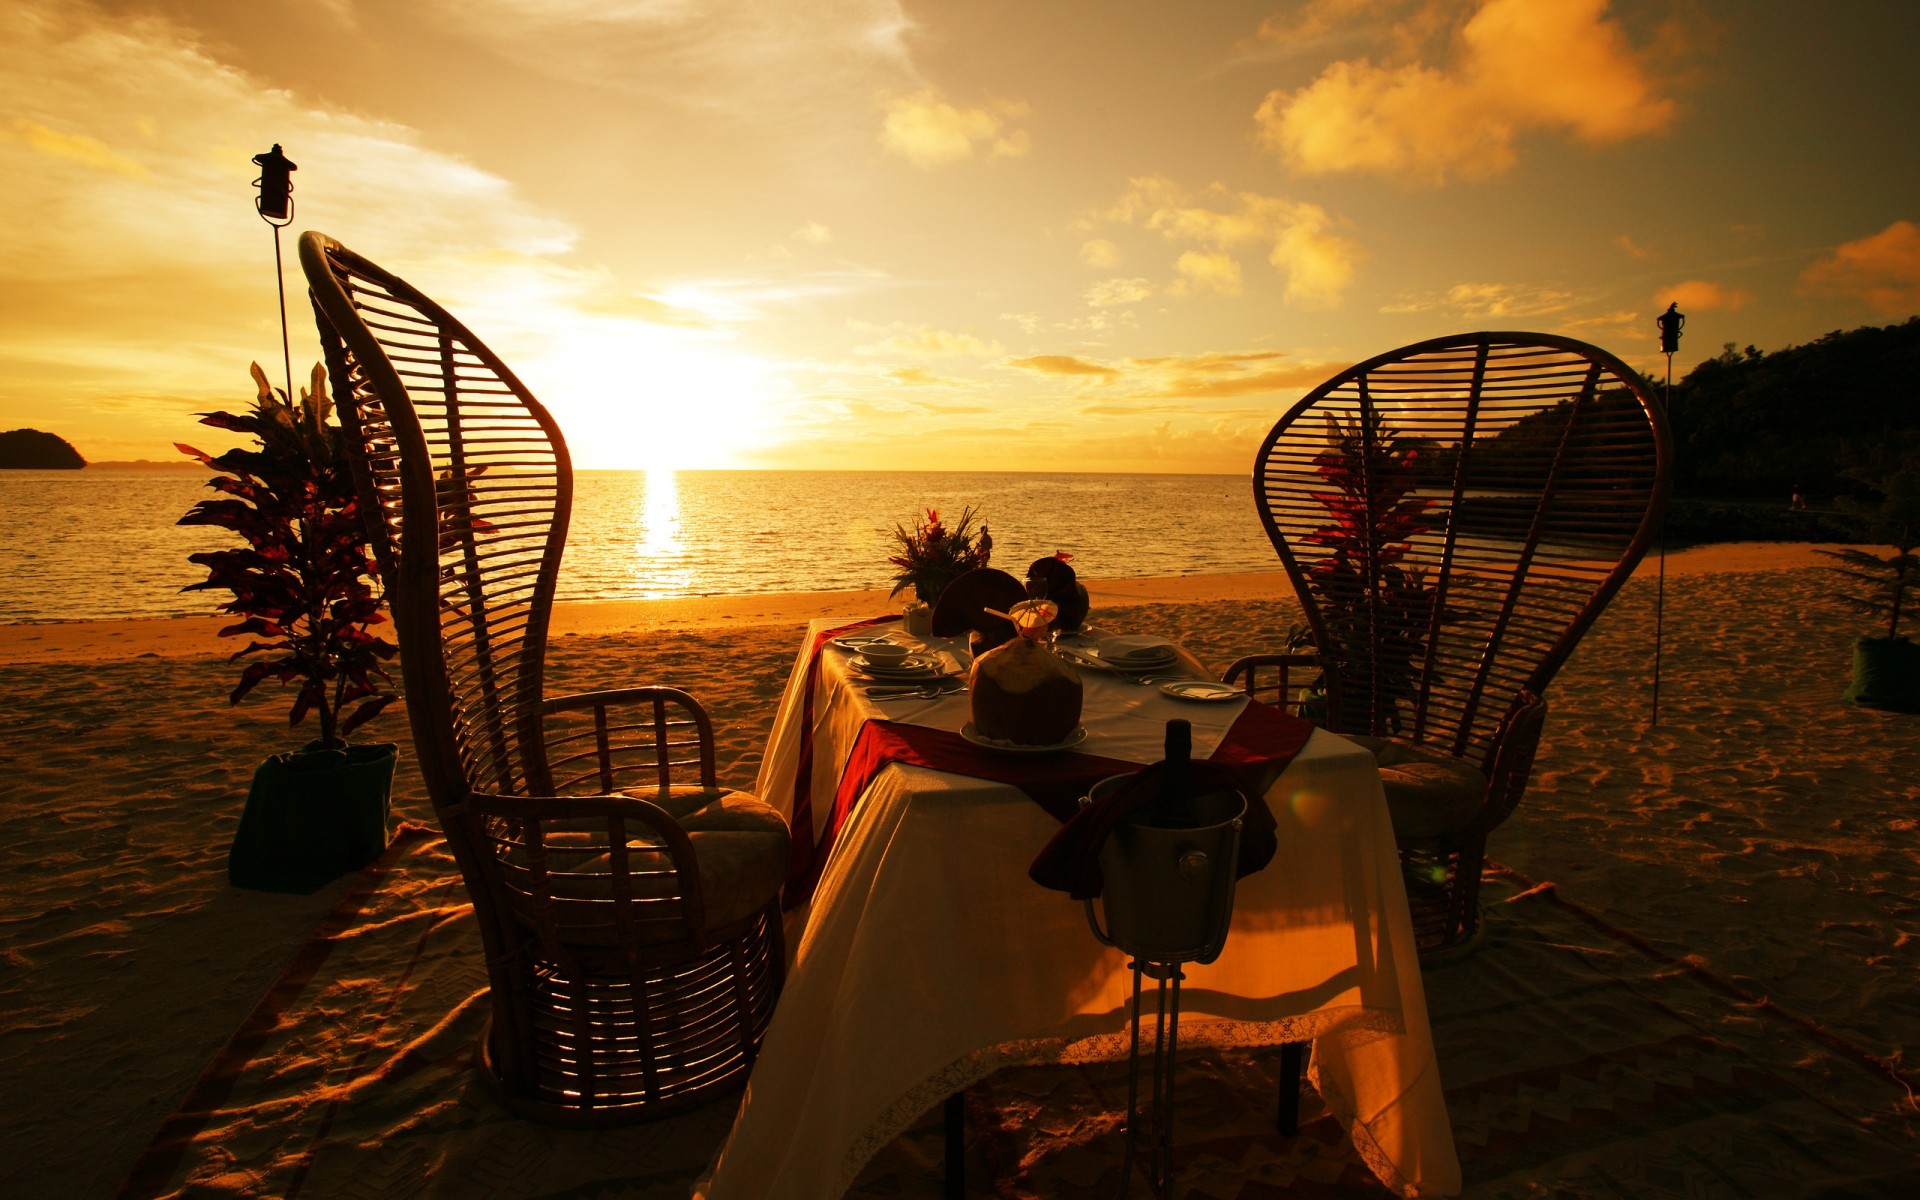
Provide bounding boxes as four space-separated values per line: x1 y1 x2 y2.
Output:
0 469 1281 624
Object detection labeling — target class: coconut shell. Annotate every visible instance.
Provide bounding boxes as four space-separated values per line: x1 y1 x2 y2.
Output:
931 567 1027 638
968 637 1084 745
1025 557 1091 631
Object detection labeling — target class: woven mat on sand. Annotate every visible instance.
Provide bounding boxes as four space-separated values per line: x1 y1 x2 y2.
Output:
119 849 1920 1199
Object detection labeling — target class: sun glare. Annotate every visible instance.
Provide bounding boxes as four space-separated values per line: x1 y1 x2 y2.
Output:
630 467 693 599
485 311 780 471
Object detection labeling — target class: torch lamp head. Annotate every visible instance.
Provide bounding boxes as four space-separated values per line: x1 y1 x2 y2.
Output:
1657 301 1685 355
252 144 297 222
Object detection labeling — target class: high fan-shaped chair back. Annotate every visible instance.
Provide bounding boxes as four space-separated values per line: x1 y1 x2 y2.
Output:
1256 331 1670 758
298 236 568 809
300 232 788 1123
1247 331 1670 950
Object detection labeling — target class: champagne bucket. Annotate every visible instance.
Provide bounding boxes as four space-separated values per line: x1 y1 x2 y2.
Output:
1085 775 1246 965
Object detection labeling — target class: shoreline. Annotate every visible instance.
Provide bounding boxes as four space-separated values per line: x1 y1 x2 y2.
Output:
0 542 1865 666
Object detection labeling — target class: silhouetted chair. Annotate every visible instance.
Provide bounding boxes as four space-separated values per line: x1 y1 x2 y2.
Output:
300 232 788 1124
1230 332 1670 953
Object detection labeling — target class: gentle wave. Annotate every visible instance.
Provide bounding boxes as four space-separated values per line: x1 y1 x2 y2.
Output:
0 468 1282 623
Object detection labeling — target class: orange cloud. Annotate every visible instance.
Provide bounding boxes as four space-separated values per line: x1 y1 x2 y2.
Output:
1009 354 1119 377
1255 0 1676 184
1088 177 1363 308
1130 352 1338 399
1170 250 1243 297
1381 280 1576 317
886 366 949 386
881 90 1031 168
1653 280 1751 312
5 117 147 177
1798 220 1920 316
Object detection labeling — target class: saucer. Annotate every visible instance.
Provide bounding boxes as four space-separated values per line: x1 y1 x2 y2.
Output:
959 723 1088 755
1161 680 1242 703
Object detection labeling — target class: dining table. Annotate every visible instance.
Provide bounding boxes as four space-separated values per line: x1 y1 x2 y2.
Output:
693 616 1461 1199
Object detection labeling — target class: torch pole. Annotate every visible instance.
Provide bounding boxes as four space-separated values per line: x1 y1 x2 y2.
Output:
273 222 293 402
1651 351 1672 728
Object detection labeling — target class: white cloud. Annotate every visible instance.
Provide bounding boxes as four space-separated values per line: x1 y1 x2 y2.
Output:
1084 278 1155 308
1080 238 1121 268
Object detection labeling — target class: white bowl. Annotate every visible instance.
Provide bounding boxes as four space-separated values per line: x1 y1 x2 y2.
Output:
860 641 911 666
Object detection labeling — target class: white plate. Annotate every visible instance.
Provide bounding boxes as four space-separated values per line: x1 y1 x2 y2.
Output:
1161 680 1242 703
853 654 943 677
1090 647 1178 670
833 634 899 652
959 723 1089 755
1099 635 1177 663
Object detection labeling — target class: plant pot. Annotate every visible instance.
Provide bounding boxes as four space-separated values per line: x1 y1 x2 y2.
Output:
228 741 400 893
1844 636 1920 713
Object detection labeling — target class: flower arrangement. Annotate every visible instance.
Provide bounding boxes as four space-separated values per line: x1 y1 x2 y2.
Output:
887 505 992 604
177 363 398 748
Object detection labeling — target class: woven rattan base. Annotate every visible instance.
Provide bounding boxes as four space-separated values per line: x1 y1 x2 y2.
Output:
479 903 783 1127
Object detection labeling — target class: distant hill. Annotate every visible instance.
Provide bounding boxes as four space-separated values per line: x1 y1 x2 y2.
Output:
0 429 85 469
1668 316 1920 500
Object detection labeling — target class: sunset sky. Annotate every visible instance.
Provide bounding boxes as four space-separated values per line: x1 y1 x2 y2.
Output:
3 0 1917 471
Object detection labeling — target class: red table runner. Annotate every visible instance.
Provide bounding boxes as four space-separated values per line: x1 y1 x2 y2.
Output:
784 615 901 897
784 697 1315 910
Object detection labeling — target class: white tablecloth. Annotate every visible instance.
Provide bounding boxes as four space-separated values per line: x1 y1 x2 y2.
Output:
696 620 1460 1198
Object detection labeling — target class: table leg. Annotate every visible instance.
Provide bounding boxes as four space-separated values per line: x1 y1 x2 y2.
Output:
1277 1040 1311 1135
945 1091 965 1199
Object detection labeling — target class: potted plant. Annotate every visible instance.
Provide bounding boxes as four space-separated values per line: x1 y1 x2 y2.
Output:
178 362 401 892
887 505 992 633
1302 410 1442 734
1818 456 1920 712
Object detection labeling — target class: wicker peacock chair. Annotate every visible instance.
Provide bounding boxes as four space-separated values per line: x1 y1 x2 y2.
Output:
1229 332 1671 953
300 232 788 1125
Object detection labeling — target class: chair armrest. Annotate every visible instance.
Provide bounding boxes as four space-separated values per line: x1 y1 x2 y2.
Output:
468 788 708 947
1224 653 1339 724
539 686 722 797
1475 690 1547 835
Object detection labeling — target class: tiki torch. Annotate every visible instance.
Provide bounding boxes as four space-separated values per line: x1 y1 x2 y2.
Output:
251 144 298 400
1650 302 1683 726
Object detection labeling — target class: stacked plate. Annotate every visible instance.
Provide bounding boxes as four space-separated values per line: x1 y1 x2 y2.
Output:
1090 636 1178 672
850 652 947 681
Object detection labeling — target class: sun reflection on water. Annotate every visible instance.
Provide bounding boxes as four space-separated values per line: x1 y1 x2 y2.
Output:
631 468 694 598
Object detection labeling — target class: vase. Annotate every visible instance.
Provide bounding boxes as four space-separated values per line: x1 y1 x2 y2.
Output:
1844 636 1920 713
228 741 400 893
903 602 934 637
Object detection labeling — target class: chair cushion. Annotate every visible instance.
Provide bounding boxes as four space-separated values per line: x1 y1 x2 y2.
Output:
494 787 789 946
1347 736 1488 840
622 787 791 931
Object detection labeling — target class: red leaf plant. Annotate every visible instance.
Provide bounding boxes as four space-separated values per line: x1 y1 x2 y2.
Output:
1302 409 1444 735
177 363 398 749
887 504 993 604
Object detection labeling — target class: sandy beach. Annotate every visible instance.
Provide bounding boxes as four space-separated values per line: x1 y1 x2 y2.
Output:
2 543 1917 1197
